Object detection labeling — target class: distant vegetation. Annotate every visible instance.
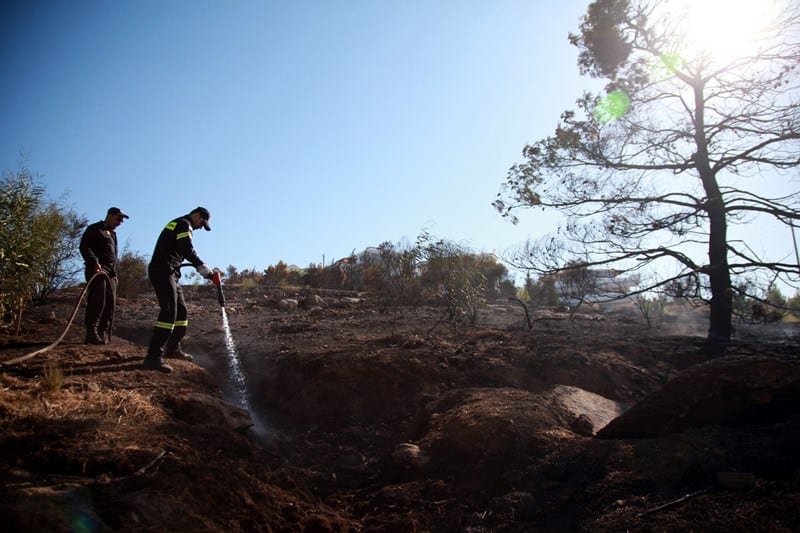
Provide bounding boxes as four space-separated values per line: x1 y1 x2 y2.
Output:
2 163 798 333
220 232 518 325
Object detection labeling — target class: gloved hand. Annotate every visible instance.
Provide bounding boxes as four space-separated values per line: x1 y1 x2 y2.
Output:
197 264 213 279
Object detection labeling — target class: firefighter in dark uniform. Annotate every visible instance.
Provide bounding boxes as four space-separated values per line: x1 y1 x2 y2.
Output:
144 207 215 373
79 207 128 344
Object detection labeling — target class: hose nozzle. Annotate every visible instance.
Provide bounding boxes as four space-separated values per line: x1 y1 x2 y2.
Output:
211 271 225 307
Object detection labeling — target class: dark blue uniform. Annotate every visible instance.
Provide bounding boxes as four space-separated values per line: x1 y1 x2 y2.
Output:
79 220 119 340
146 214 206 361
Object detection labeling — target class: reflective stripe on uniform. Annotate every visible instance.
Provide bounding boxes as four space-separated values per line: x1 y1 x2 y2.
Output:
175 320 188 327
155 321 174 330
176 231 192 240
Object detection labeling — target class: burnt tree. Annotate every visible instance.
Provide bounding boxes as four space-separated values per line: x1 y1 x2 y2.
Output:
495 0 800 342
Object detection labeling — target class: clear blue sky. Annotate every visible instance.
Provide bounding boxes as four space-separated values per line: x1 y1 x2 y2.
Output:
3 1 795 293
1 1 590 274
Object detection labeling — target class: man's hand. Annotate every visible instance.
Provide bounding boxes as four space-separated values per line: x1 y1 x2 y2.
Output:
198 264 213 279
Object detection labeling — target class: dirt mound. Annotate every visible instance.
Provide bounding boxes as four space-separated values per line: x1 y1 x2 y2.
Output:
599 354 800 438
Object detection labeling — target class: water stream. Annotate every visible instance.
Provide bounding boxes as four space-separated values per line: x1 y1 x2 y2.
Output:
219 306 276 442
220 307 250 410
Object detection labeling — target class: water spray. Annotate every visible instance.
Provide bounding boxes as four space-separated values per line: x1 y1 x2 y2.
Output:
210 271 250 410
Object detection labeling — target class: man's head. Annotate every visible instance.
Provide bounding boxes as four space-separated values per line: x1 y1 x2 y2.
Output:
189 207 211 231
105 207 129 230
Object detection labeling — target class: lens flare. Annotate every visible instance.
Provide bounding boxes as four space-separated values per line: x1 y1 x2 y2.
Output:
593 90 630 124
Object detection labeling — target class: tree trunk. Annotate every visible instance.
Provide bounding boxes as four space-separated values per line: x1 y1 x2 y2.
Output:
694 83 732 343
706 196 733 342
14 296 24 337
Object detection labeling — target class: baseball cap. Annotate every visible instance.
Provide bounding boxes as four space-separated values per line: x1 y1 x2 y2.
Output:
191 206 211 231
107 207 129 219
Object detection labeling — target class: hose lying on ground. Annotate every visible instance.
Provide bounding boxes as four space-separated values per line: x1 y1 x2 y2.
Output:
1 271 111 367
2 263 218 368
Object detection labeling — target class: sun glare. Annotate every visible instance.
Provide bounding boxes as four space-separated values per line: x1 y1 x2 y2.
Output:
682 0 777 63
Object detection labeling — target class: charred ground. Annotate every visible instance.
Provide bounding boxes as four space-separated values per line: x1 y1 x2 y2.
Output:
1 286 799 531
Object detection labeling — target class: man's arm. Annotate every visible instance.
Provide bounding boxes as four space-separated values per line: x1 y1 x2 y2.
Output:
174 219 204 268
78 226 100 269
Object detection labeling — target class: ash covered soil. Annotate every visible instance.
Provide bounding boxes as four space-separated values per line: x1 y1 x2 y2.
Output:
2 285 800 532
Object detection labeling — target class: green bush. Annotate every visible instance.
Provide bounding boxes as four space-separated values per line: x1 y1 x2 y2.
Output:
0 167 84 326
116 247 150 298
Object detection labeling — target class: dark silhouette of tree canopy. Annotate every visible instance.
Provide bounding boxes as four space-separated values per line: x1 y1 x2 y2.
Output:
494 0 800 342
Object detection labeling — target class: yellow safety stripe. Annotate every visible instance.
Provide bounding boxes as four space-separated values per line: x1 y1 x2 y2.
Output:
176 231 192 240
175 320 188 327
155 321 174 330
165 221 177 230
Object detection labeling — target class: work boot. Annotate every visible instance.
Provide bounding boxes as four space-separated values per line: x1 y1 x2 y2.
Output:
143 356 173 373
97 324 111 344
96 330 110 344
147 326 172 359
84 328 105 345
164 343 193 362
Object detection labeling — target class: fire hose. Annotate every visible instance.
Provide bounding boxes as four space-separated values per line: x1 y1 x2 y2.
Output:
1 265 225 368
1 270 112 367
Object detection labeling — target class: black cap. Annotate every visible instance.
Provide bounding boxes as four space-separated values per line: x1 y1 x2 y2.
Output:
191 206 211 231
107 207 129 219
